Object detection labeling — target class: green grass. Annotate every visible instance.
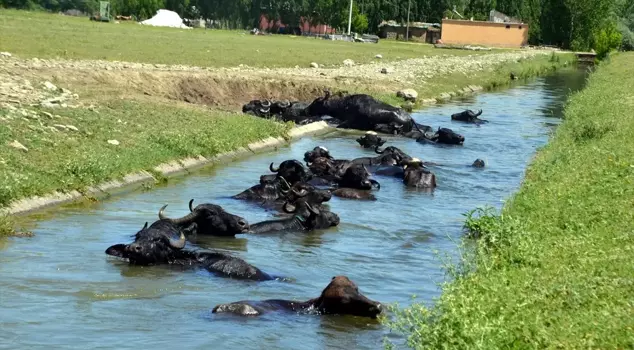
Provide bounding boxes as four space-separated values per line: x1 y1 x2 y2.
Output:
0 100 290 209
383 52 634 348
0 9 497 68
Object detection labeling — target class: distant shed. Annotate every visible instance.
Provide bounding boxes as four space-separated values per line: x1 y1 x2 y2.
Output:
378 20 441 43
440 19 529 48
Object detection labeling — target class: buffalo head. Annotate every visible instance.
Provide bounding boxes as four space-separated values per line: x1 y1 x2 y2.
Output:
436 127 465 145
269 159 309 185
339 164 380 190
403 158 437 188
304 146 333 163
158 199 249 236
105 220 187 266
313 276 382 318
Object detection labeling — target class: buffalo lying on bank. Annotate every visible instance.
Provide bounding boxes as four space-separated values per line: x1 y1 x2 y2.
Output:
105 219 275 281
451 109 488 124
212 276 382 318
157 199 249 237
305 90 424 133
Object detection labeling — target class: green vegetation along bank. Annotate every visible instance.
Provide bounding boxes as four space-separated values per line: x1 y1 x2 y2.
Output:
384 52 634 349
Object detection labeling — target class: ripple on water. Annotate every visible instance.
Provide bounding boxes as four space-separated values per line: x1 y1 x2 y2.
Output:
0 71 587 349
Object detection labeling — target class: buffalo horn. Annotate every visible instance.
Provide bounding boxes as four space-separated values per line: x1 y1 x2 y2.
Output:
269 162 280 172
292 188 309 197
370 179 381 190
163 231 186 249
158 204 199 226
261 99 271 108
279 176 291 190
189 199 195 212
305 202 320 215
142 222 148 230
283 201 296 213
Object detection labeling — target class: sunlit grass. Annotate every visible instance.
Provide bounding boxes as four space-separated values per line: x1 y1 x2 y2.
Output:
383 52 634 348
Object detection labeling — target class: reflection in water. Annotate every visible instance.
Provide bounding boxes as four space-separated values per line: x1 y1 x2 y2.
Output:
0 69 587 350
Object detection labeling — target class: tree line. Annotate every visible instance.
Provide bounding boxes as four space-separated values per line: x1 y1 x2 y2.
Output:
3 0 633 53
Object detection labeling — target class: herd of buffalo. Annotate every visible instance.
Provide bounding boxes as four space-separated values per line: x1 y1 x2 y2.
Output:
105 90 487 320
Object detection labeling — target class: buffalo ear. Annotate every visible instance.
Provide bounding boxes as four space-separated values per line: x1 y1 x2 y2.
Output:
105 244 127 258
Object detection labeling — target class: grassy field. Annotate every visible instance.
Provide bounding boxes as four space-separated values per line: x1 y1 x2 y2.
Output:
0 100 290 235
383 52 634 348
0 9 495 68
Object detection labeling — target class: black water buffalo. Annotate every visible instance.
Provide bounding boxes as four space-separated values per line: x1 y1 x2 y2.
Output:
242 99 273 118
105 220 275 281
281 101 311 123
402 158 437 188
269 160 310 185
374 145 412 163
305 90 422 133
304 146 334 163
157 199 249 237
249 202 339 234
472 158 485 168
417 127 465 145
283 183 332 211
232 176 291 201
329 164 380 200
212 276 382 318
451 109 488 123
356 131 386 148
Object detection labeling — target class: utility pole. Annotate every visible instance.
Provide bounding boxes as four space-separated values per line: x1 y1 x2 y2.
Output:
347 0 353 35
405 0 411 41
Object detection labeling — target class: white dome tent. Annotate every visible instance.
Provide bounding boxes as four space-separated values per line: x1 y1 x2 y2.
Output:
139 9 191 29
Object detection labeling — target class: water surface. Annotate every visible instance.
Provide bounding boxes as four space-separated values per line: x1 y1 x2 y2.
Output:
0 70 587 349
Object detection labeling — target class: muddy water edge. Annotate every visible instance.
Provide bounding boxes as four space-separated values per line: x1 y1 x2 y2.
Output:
0 68 588 350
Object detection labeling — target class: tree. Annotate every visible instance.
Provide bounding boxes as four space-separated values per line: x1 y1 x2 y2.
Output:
352 12 368 32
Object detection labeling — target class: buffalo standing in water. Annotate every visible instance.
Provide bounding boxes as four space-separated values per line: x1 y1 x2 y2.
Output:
451 109 488 124
212 276 382 318
157 199 249 237
105 220 276 281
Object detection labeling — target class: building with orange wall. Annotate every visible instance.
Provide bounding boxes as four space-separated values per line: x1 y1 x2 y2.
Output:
440 19 529 48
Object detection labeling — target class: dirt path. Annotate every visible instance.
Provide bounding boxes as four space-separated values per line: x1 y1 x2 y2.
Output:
0 50 552 109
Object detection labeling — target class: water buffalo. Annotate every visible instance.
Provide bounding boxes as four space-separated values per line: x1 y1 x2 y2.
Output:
269 160 310 185
283 183 332 210
374 145 412 163
249 202 339 234
356 131 386 149
212 276 382 318
232 176 291 201
402 158 437 188
305 90 422 133
451 109 488 123
472 159 485 168
304 146 334 163
281 101 311 123
243 99 273 118
417 127 465 145
105 220 275 281
338 164 380 190
157 199 249 237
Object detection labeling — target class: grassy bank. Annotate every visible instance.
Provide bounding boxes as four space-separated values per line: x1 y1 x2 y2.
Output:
0 9 494 68
0 100 290 236
384 52 634 348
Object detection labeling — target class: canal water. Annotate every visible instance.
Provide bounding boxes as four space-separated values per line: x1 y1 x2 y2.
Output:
0 69 587 350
